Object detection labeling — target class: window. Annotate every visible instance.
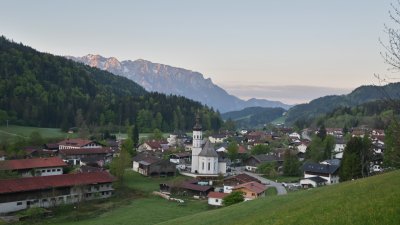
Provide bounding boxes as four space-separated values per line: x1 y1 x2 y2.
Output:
208 162 211 171
57 169 61 171
47 169 51 172
252 193 255 196
202 162 204 170
52 169 55 172
42 169 45 173
215 199 219 202
17 202 22 206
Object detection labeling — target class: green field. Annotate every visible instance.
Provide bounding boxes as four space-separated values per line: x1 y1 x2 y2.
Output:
160 170 400 225
0 125 74 142
15 171 210 225
264 176 301 183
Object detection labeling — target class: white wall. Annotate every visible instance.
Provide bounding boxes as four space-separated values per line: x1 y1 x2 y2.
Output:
208 197 223 206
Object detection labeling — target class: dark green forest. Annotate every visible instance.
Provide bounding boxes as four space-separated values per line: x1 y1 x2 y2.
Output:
0 36 222 132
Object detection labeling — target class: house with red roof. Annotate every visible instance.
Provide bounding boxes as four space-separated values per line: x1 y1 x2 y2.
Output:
58 138 103 150
0 171 114 213
207 191 228 206
0 157 67 177
232 181 267 201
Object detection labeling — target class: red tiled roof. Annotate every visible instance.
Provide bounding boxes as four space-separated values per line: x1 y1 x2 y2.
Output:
0 171 115 194
59 148 112 156
58 138 96 147
238 145 247 154
145 140 168 149
0 157 67 170
207 191 228 199
233 181 267 194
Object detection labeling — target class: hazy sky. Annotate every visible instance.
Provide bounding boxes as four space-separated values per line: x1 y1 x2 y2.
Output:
0 0 394 104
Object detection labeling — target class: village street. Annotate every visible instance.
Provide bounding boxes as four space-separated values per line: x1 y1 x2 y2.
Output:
232 168 288 195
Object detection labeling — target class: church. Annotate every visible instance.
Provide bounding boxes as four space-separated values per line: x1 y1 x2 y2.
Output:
191 115 226 175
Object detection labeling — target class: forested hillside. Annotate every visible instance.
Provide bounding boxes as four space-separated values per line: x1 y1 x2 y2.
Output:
0 36 222 132
286 83 400 127
222 107 285 128
297 100 398 129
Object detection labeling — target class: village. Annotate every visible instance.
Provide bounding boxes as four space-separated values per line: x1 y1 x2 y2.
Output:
0 114 387 219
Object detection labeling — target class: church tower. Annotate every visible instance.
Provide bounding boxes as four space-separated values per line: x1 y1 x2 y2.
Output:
191 114 202 173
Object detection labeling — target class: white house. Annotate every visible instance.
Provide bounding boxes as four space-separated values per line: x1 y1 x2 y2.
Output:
334 138 346 159
207 192 228 206
303 162 340 185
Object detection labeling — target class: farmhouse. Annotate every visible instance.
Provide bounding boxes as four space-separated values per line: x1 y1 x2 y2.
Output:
0 171 114 214
232 181 267 201
59 147 113 166
132 154 176 177
0 157 67 177
138 140 169 152
58 138 104 150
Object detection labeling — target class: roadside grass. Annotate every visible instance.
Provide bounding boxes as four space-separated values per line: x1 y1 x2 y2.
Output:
0 125 75 142
266 187 277 196
159 170 400 225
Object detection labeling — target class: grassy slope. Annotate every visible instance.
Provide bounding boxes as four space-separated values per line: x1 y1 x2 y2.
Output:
0 125 74 142
159 170 400 225
20 171 210 225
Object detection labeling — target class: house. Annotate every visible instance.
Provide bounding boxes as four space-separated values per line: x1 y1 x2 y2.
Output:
167 132 188 147
0 171 114 214
59 148 113 166
58 138 103 150
207 192 228 206
138 140 169 152
208 134 227 144
326 128 344 138
132 154 175 177
0 157 67 177
244 154 284 172
43 143 60 151
232 181 267 201
302 162 340 185
223 173 261 193
300 176 327 188
169 152 191 169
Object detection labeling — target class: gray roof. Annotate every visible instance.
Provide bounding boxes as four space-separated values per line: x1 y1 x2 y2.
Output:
322 159 341 166
198 141 218 157
303 163 340 174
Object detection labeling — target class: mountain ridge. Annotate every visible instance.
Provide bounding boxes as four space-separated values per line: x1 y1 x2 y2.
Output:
66 54 292 112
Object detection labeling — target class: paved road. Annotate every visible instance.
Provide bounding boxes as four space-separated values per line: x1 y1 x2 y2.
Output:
242 171 288 195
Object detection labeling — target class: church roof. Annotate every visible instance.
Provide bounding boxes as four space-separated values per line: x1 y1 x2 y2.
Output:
198 141 218 157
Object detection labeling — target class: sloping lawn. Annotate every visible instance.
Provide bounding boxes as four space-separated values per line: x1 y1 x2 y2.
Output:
159 170 400 225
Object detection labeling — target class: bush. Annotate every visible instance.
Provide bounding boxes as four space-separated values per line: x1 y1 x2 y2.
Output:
223 191 244 206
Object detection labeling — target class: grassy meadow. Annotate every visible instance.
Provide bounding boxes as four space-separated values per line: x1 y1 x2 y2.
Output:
160 170 400 225
0 125 75 142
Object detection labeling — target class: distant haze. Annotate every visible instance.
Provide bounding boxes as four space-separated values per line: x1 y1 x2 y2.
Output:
221 85 353 104
0 0 393 103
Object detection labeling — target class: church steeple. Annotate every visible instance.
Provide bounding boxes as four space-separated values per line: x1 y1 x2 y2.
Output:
193 113 202 131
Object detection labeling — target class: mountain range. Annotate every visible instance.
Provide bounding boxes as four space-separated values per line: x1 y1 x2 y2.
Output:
285 82 400 126
66 54 291 113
